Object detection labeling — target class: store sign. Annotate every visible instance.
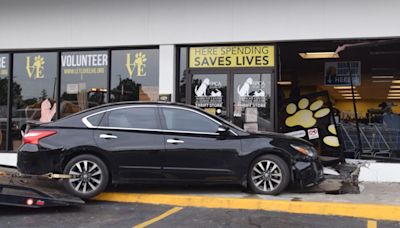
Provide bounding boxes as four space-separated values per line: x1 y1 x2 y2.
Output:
189 45 275 68
14 52 57 80
61 51 108 76
126 52 147 77
0 54 9 77
325 61 361 86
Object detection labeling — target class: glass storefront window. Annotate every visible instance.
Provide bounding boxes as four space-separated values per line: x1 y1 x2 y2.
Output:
60 51 108 117
191 74 228 119
110 49 159 102
233 73 272 132
12 52 58 150
0 54 9 151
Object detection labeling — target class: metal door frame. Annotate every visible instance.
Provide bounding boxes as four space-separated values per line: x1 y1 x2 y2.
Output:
186 68 276 131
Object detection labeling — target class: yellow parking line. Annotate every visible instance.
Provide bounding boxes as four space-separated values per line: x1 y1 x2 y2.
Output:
367 220 377 228
95 193 400 222
133 207 183 228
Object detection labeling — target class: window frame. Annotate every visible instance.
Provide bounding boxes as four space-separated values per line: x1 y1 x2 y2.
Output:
82 105 162 132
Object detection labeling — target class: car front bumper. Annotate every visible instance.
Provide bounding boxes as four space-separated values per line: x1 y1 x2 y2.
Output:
17 144 63 175
293 158 324 188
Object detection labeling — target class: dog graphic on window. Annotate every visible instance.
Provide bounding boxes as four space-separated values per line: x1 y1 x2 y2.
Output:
194 78 210 97
237 78 253 96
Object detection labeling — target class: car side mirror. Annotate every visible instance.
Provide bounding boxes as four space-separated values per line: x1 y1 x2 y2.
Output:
217 126 230 137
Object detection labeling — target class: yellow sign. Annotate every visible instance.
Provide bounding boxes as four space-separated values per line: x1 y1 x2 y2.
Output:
26 55 45 79
189 45 275 68
126 52 147 77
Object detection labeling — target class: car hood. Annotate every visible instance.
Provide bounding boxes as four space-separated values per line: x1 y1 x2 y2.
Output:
248 131 313 146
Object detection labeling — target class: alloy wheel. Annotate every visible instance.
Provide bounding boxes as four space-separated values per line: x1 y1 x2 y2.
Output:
251 159 282 192
68 160 103 194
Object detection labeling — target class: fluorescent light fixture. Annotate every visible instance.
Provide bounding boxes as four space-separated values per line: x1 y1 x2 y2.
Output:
341 94 360 97
299 52 339 59
344 97 361 99
334 86 355 90
392 80 400 84
388 94 400 96
390 86 400 89
371 75 394 79
389 90 400 93
277 81 292 85
387 97 400 99
337 90 356 93
372 80 392 83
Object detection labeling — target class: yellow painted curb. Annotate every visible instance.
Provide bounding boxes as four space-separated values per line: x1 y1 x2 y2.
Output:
95 192 400 222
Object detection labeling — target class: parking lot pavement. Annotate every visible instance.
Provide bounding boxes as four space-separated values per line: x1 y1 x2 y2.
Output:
1 201 399 228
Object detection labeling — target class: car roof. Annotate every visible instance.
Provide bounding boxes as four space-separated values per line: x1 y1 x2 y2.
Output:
63 101 198 119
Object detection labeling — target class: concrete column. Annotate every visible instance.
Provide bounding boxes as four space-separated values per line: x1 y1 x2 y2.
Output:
159 45 176 102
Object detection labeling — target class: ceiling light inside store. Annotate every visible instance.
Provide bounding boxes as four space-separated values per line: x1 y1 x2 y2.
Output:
387 97 400 99
388 94 400 96
344 97 361 100
299 52 339 59
337 90 356 93
392 80 400 84
389 90 400 93
372 80 392 83
390 86 400 89
371 75 394 79
334 86 355 90
342 94 361 97
277 81 292 85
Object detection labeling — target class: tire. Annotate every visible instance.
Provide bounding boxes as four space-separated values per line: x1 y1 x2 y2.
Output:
247 154 290 195
63 154 109 199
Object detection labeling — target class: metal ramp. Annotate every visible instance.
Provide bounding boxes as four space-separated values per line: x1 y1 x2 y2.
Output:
0 166 84 208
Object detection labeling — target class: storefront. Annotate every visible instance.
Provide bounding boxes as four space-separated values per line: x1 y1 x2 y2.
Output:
175 40 400 161
0 47 161 152
177 45 277 132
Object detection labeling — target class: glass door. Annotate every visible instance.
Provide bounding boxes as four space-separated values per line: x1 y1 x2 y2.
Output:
187 71 275 132
232 73 273 132
190 73 229 119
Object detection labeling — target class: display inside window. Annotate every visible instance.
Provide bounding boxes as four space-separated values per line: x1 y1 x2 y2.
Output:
110 49 159 102
60 51 108 117
11 52 58 150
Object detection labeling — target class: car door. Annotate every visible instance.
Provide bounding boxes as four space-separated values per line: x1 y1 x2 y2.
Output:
160 106 242 182
93 105 165 181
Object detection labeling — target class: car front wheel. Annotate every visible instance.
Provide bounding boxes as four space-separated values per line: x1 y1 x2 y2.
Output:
63 154 109 199
248 154 290 195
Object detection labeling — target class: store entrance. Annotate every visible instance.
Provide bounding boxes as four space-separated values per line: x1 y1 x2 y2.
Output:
187 69 275 132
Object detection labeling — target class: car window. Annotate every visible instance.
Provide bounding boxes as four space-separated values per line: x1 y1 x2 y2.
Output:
161 107 219 133
86 113 104 126
106 107 159 129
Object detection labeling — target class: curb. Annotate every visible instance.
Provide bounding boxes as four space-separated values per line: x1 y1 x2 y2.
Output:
95 192 400 222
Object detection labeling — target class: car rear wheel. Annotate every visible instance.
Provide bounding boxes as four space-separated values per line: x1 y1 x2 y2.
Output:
248 154 290 195
63 154 109 199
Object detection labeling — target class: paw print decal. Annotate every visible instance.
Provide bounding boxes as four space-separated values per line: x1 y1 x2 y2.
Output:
323 124 340 147
285 98 330 129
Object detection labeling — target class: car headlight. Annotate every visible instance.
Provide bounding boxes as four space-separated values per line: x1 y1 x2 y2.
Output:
290 144 316 157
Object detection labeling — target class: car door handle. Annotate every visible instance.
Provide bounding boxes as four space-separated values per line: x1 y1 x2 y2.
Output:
99 134 118 139
166 139 184 144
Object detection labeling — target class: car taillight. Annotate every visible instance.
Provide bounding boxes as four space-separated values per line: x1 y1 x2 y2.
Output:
23 130 57 145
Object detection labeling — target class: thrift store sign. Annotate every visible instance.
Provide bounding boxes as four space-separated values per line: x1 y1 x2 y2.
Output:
189 45 275 68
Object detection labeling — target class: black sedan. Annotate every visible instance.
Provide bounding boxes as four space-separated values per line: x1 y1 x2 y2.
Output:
17 102 323 199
